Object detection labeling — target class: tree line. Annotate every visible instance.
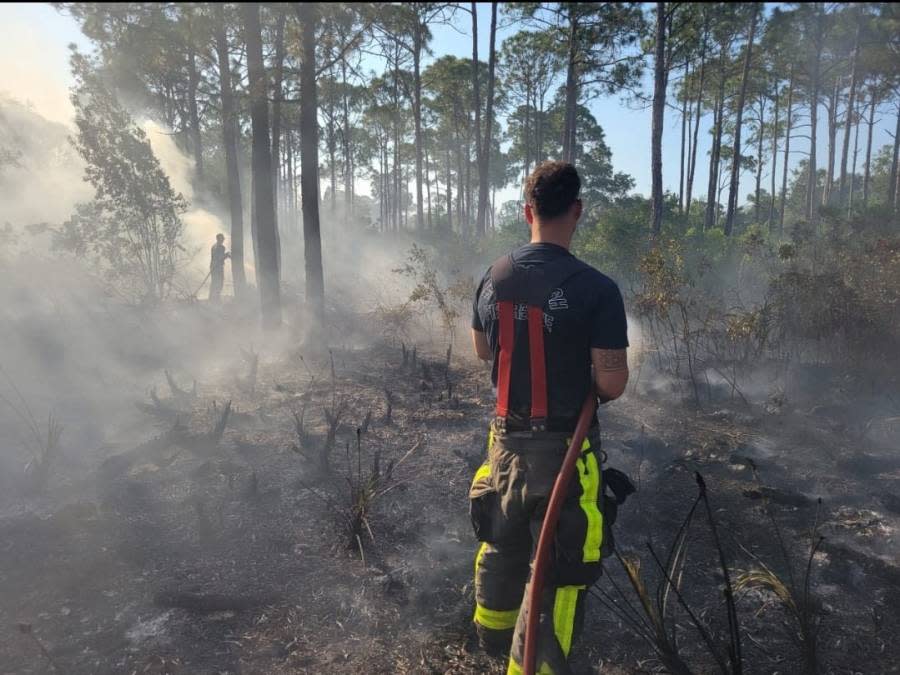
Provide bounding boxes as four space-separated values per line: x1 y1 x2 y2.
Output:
651 2 899 235
56 2 900 328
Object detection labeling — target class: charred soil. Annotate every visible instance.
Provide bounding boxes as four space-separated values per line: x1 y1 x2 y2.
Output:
1 333 898 674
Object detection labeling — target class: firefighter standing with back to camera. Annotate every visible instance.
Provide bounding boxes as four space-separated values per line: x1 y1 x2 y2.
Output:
470 161 630 674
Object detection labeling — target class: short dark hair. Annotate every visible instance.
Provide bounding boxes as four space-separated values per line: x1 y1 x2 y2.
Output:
524 161 581 220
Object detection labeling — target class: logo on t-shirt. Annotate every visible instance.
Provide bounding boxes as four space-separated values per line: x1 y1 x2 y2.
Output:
548 288 568 310
483 287 569 334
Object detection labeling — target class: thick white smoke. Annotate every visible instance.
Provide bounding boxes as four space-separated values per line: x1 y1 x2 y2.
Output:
139 119 228 280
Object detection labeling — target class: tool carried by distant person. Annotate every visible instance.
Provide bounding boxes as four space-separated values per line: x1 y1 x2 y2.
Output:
193 270 212 298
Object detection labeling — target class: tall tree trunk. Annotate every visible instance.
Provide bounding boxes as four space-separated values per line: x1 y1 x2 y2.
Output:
780 62 796 230
754 98 765 223
271 7 286 208
379 143 386 229
394 118 401 230
269 6 286 279
297 2 325 314
329 114 337 211
457 126 465 234
724 5 758 235
285 126 294 232
446 142 453 232
471 2 484 236
863 88 876 207
686 30 707 218
485 1 498 211
838 12 861 205
823 79 838 205
537 93 546 163
425 134 433 228
186 10 203 181
806 13 823 226
413 21 425 231
476 2 497 236
849 92 860 216
895 146 900 214
890 103 900 212
650 1 666 234
187 45 203 180
341 59 352 218
393 50 401 231
562 12 579 163
250 165 260 274
769 83 779 229
465 132 475 227
214 5 246 297
716 157 727 228
524 85 532 178
704 92 720 231
243 2 282 329
705 53 726 231
679 60 689 214
295 131 301 226
491 184 496 230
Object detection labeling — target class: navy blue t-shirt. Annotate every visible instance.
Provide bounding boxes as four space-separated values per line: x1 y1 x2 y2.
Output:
472 243 628 430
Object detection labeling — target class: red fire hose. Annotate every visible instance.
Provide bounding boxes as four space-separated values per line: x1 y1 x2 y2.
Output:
522 393 598 675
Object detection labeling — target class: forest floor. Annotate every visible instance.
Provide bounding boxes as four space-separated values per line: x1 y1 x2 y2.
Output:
1 307 899 675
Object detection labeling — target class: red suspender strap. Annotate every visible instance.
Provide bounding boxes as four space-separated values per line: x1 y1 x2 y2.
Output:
527 306 548 425
495 300 514 417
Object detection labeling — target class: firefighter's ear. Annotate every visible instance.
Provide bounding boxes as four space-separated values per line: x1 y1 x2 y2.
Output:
524 201 534 226
573 198 583 222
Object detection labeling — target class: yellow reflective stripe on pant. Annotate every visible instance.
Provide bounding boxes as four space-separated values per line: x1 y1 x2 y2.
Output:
474 542 520 630
475 541 487 573
475 604 519 631
506 584 585 675
552 585 583 655
473 462 491 485
471 429 494 487
576 449 603 563
507 657 553 675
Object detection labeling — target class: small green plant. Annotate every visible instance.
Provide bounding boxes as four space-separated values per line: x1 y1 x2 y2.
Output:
394 244 474 365
634 240 712 405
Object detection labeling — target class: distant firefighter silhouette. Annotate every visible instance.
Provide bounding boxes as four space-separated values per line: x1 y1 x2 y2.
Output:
208 233 231 303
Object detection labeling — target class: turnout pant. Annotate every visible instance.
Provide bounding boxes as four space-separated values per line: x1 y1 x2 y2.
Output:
469 425 605 674
209 268 224 303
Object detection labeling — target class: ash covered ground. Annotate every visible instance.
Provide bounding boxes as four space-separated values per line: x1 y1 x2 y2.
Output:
1 304 898 675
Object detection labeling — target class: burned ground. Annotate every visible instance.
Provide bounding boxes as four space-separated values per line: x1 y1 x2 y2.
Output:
1 311 898 675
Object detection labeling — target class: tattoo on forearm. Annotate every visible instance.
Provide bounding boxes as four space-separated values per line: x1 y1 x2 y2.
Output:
594 349 628 372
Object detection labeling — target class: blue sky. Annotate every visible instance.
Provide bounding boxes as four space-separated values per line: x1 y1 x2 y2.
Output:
2 2 894 210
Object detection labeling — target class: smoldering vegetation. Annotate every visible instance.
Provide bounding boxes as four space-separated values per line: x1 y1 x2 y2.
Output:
2 2 900 674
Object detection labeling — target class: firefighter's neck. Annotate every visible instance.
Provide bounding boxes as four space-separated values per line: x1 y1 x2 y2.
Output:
530 220 574 250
